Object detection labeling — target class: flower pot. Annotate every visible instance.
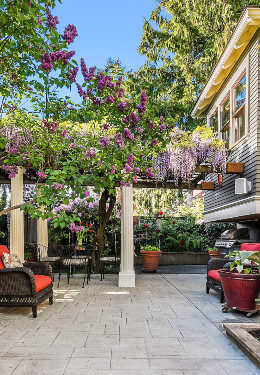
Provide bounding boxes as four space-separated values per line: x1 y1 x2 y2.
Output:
140 251 161 272
219 269 260 311
208 250 220 259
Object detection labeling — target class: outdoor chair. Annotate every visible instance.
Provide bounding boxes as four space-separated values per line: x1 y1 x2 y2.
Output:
0 245 53 318
37 243 61 282
206 258 229 303
100 246 120 280
58 244 92 288
206 243 260 303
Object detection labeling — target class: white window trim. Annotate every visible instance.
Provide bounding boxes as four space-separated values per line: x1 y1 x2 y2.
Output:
207 55 249 148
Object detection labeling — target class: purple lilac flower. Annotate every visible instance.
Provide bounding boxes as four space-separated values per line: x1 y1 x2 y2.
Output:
36 171 46 179
122 116 130 124
69 143 74 149
100 137 110 148
39 53 53 72
76 83 87 99
127 154 134 166
46 12 59 30
106 95 114 104
146 168 155 179
134 167 140 174
63 24 78 44
124 128 134 141
103 123 108 130
115 133 125 148
151 140 157 147
52 182 63 190
80 58 88 78
137 90 147 114
84 191 90 197
133 175 137 183
118 101 129 111
85 148 96 158
43 119 58 133
66 66 78 82
129 112 139 125
116 77 122 87
125 164 132 173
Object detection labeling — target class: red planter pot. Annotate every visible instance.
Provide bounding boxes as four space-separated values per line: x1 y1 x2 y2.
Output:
219 269 260 311
140 251 161 272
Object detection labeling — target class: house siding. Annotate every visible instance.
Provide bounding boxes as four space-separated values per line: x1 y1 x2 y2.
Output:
204 31 260 216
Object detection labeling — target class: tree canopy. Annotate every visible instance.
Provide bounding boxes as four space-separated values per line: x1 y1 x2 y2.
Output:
133 0 259 128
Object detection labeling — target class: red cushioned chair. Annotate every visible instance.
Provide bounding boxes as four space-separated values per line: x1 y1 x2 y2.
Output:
0 245 53 318
206 243 260 303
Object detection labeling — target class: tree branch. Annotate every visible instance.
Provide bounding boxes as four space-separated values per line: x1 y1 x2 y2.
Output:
0 197 37 217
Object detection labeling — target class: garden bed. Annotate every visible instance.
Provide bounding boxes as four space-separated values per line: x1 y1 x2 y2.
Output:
135 251 209 265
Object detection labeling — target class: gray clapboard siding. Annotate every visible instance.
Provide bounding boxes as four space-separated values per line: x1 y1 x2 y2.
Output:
204 31 260 213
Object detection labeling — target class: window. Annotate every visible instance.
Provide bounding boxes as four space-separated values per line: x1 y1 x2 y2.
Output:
210 111 218 133
221 96 230 148
209 62 248 149
233 74 246 143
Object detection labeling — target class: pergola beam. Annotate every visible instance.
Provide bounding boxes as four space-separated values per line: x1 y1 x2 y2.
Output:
133 181 215 190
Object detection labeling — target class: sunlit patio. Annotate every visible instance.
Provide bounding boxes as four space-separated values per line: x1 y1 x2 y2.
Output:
0 271 259 375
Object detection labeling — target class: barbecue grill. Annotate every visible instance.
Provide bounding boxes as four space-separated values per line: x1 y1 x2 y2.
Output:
214 228 250 258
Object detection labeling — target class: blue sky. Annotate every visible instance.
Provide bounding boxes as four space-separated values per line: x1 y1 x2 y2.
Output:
53 0 157 104
55 0 157 71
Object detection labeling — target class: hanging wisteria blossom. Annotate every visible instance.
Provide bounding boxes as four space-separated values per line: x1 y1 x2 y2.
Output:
155 126 228 183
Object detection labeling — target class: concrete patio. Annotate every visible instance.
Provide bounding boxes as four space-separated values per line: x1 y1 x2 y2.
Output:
0 272 259 375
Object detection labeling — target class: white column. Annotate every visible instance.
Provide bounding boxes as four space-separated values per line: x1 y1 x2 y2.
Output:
118 185 135 287
10 167 24 262
37 217 48 258
37 187 48 258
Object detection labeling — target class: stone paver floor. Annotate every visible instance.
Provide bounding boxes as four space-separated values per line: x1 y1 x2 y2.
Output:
0 272 259 375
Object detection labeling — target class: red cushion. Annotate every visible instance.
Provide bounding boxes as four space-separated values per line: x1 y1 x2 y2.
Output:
241 243 260 252
0 245 10 269
34 275 52 293
208 270 221 282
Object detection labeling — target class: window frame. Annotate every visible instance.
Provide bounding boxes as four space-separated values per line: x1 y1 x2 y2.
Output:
207 55 249 149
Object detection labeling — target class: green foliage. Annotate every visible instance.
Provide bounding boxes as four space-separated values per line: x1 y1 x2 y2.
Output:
0 1 57 97
141 245 160 252
228 250 260 274
133 188 184 216
135 0 260 128
134 214 235 253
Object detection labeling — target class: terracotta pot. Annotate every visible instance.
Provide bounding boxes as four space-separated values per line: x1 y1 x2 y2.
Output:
140 251 161 271
219 269 260 311
208 250 220 259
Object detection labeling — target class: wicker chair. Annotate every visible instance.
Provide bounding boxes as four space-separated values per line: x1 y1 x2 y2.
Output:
206 258 230 303
0 246 53 318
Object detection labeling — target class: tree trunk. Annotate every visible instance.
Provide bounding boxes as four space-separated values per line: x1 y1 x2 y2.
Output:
92 188 116 271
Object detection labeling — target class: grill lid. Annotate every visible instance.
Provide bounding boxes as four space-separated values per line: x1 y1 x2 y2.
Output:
220 228 250 240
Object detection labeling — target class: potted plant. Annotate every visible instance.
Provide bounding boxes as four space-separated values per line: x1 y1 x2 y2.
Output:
140 245 161 272
219 250 260 312
207 246 220 259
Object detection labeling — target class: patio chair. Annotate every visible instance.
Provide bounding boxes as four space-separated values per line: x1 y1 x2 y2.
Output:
37 243 61 282
206 258 229 303
0 245 53 318
206 243 260 303
100 246 120 280
58 244 92 288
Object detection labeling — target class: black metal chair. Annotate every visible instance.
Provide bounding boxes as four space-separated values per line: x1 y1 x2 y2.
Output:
58 244 92 288
100 245 120 280
37 244 61 282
